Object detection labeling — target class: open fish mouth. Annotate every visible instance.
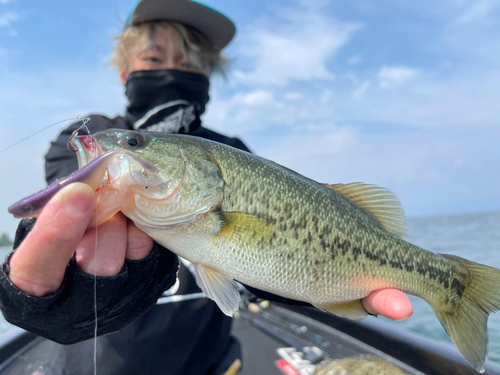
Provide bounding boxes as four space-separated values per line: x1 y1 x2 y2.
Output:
66 118 106 167
69 134 112 192
69 134 105 168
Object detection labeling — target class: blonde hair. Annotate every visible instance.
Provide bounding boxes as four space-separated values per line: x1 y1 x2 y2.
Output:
111 21 228 76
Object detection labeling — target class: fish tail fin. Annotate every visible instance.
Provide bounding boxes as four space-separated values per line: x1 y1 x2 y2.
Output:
434 254 500 373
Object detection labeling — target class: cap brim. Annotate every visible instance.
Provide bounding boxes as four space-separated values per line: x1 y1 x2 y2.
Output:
130 0 236 51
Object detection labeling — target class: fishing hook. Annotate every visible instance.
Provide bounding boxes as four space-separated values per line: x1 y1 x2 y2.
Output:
67 116 92 153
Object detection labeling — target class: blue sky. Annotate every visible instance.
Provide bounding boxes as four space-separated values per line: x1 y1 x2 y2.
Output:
0 0 499 237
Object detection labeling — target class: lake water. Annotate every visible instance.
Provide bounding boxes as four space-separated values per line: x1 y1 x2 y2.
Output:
0 210 499 365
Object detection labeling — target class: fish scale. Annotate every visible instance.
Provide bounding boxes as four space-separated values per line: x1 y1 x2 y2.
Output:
207 141 451 302
8 129 500 373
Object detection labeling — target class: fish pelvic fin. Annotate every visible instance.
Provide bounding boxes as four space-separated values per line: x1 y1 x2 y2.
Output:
434 254 500 373
322 182 408 238
313 300 368 320
194 264 240 317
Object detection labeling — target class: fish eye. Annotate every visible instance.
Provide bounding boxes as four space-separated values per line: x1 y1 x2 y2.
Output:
127 138 138 146
122 133 146 149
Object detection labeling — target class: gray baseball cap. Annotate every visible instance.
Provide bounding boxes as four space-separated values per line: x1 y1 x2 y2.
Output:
128 0 236 51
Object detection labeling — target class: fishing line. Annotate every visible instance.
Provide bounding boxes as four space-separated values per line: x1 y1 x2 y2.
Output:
3 116 100 373
67 118 99 375
93 220 98 375
0 117 82 156
82 123 99 375
88 124 99 375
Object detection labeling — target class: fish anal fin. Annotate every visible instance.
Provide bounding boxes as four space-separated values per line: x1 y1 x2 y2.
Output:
323 182 408 238
194 263 240 317
314 300 367 320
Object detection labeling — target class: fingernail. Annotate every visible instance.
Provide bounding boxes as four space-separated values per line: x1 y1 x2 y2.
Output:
57 183 95 215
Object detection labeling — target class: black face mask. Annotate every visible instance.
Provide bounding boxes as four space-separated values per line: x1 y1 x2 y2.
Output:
125 69 210 133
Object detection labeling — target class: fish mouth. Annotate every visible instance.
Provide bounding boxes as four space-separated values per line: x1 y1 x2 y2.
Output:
70 135 105 168
69 133 160 191
69 134 113 189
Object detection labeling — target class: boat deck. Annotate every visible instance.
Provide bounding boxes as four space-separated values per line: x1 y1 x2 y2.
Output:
233 304 423 375
1 302 499 374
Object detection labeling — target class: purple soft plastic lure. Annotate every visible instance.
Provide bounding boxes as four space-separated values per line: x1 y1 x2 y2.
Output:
8 150 123 218
8 130 159 226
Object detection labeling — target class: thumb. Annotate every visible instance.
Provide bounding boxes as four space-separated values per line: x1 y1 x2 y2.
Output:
362 289 413 321
9 183 95 296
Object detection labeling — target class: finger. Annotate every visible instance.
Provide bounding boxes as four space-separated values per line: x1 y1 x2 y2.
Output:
75 212 128 276
125 219 154 260
362 289 413 321
9 183 96 296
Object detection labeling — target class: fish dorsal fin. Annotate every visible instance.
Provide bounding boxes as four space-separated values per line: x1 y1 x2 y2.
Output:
323 182 408 238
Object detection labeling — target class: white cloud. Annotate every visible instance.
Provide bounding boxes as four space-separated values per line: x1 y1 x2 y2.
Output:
284 92 303 101
0 10 19 35
456 0 500 24
454 159 464 168
320 89 332 103
205 89 286 133
0 11 19 27
377 66 419 89
253 123 499 217
241 90 276 106
259 127 357 174
234 2 361 86
347 55 362 65
352 81 370 100
207 0 500 219
344 65 500 130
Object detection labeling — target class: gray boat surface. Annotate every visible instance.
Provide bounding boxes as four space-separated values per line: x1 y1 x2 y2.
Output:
1 299 500 375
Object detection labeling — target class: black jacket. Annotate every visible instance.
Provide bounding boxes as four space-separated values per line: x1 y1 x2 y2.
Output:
0 114 249 375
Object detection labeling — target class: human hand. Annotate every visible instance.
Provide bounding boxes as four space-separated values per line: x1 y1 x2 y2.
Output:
8 183 154 296
362 289 413 321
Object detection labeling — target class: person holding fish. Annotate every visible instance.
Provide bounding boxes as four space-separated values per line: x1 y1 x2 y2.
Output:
0 0 415 374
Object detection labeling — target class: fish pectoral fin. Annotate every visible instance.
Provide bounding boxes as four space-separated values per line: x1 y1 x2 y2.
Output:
322 182 408 238
313 300 368 320
194 264 240 317
216 212 273 243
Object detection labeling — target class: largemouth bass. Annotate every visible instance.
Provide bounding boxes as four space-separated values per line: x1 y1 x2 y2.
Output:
9 129 500 372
